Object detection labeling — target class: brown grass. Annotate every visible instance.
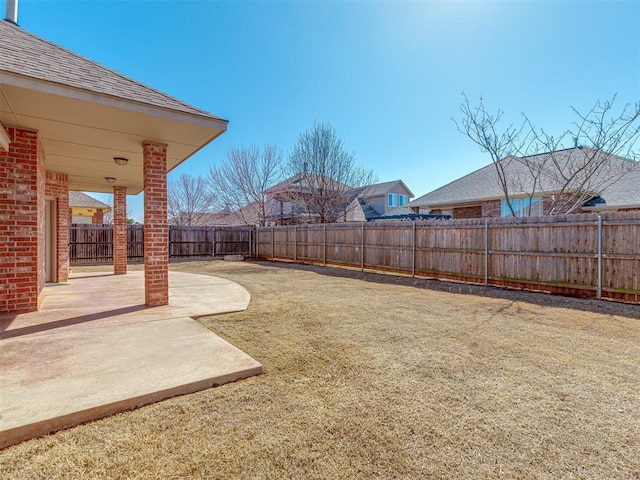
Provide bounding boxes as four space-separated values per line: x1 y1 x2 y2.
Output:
2 260 640 479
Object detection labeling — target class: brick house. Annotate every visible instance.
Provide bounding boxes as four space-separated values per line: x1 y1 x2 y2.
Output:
407 148 640 219
0 18 227 313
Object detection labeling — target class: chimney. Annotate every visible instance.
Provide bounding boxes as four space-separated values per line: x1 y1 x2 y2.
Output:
5 0 18 24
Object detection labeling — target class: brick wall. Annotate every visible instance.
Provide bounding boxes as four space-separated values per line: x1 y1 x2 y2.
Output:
0 127 44 313
542 195 583 215
143 141 169 306
452 205 482 219
113 186 127 275
93 209 104 224
481 200 501 218
45 170 69 283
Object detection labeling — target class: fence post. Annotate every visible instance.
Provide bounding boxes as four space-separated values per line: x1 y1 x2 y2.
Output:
323 223 327 267
597 215 602 299
294 225 297 263
412 221 416 278
248 227 253 257
254 226 258 258
361 222 365 272
272 226 275 261
484 219 489 286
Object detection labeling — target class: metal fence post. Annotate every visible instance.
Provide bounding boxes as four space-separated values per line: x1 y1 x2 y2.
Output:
412 221 416 277
597 215 603 299
361 222 365 271
484 219 489 286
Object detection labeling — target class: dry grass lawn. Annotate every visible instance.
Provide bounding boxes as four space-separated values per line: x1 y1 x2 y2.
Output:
2 260 640 479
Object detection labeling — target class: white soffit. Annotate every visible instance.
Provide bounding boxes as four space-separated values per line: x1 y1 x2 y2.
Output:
0 73 227 194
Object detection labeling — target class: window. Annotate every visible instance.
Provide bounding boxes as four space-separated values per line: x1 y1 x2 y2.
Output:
399 194 409 206
387 193 397 207
501 197 543 217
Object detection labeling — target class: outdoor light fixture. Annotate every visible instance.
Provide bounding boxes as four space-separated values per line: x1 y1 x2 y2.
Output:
105 177 116 184
113 156 129 166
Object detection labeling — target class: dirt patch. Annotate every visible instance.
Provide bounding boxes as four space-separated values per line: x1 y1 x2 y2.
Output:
2 260 639 479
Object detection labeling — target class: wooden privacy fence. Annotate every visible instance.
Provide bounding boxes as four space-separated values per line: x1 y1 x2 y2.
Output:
255 212 640 303
69 224 254 264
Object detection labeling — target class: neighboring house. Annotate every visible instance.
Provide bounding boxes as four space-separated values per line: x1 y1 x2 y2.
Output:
262 176 417 225
264 173 353 225
407 148 640 219
69 191 110 224
343 180 414 222
1 16 227 313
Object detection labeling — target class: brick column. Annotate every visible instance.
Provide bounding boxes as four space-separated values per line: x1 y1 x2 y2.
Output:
142 141 168 306
45 171 69 282
113 186 128 275
0 127 44 313
93 209 104 224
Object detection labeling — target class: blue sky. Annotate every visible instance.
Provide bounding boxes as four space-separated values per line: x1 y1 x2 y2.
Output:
16 0 640 221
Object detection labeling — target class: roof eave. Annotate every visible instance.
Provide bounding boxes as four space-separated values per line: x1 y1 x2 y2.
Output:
1 70 229 130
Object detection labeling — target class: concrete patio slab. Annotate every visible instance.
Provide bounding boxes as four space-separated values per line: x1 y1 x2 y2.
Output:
0 270 262 449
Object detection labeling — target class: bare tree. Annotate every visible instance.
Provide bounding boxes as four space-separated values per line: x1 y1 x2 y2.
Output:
531 96 640 214
167 173 216 225
96 194 135 224
285 122 377 223
456 94 640 216
208 145 283 226
455 94 534 217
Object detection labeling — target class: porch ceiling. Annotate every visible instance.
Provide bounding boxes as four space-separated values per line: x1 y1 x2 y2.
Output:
0 74 228 194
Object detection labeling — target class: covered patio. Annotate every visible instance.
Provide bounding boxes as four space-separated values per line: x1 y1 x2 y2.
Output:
0 14 263 449
1 17 228 313
0 269 262 449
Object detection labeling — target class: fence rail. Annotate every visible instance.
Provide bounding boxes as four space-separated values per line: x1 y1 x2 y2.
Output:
255 212 640 304
69 224 254 264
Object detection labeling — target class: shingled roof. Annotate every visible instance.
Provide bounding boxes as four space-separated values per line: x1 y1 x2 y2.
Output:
354 180 414 199
68 191 110 210
409 148 640 210
0 20 221 120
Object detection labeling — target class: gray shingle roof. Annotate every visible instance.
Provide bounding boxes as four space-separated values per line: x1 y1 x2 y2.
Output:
356 180 414 198
594 167 640 209
69 191 110 209
344 197 382 221
409 148 640 209
0 20 222 120
381 206 414 217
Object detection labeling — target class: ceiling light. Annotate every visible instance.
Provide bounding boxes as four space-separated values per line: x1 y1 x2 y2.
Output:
105 177 116 184
113 157 129 166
